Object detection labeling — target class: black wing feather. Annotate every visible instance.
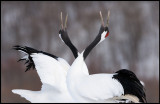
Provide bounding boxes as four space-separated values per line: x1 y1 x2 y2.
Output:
113 69 146 103
13 45 58 72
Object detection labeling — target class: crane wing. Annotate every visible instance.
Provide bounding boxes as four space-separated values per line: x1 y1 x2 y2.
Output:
13 45 70 90
76 73 124 101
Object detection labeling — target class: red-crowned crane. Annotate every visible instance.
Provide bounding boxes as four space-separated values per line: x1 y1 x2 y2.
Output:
66 11 146 103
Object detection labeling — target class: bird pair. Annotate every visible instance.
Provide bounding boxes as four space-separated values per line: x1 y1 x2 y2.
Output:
12 11 146 103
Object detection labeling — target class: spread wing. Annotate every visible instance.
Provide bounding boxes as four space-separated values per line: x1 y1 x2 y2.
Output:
13 45 70 90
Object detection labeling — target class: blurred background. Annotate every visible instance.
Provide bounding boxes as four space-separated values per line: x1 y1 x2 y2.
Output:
1 1 159 103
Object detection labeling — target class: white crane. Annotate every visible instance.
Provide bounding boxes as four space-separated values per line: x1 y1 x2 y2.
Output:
12 13 88 103
66 11 146 103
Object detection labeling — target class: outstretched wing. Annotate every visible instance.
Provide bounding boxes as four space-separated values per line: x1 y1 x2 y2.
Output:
13 45 70 89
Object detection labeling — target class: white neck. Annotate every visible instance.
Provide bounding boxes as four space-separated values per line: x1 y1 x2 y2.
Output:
67 51 85 78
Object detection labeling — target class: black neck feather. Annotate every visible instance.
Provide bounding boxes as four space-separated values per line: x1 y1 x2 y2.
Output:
83 26 105 60
59 30 78 58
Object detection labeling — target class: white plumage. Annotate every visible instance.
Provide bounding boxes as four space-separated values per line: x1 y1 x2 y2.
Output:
12 51 75 102
67 52 124 103
12 83 74 103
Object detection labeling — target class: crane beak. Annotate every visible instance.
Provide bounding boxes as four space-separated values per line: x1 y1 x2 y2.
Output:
99 10 110 28
60 12 68 31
